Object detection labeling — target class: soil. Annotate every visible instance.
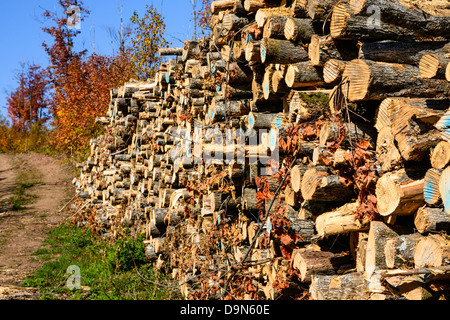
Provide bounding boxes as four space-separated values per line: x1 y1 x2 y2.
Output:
0 153 74 299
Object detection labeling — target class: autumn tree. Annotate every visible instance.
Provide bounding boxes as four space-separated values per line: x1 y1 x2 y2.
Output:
6 63 50 130
42 0 133 155
197 0 213 32
129 4 170 80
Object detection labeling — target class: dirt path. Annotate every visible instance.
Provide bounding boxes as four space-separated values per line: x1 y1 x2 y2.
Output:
0 153 74 299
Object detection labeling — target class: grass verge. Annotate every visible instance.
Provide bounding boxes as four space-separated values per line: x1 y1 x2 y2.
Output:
22 223 181 300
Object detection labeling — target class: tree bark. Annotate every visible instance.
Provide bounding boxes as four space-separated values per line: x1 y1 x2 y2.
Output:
260 38 309 64
285 61 325 88
308 35 358 67
342 59 450 102
349 0 450 38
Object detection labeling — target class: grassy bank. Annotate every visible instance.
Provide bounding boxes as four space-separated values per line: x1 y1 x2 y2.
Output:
23 223 181 300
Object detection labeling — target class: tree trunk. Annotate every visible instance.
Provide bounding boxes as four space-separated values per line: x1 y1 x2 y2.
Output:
414 234 450 268
262 16 288 39
375 168 425 217
301 168 355 202
331 4 417 41
423 168 442 205
359 41 450 66
308 35 358 67
414 206 450 234
292 248 354 282
285 61 325 88
440 166 450 215
342 59 450 102
431 141 450 170
365 221 399 280
283 17 326 43
349 0 450 38
260 38 309 64
315 202 370 237
384 233 423 269
310 272 369 300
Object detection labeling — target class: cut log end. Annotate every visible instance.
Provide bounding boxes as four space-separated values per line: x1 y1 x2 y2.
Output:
341 59 371 102
419 54 442 79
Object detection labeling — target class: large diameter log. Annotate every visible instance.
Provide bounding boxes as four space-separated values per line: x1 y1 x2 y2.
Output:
375 169 425 217
283 18 325 43
330 4 416 41
414 234 450 268
285 61 325 88
415 206 450 234
359 41 450 66
342 59 450 102
260 38 309 64
315 202 370 237
384 233 423 269
349 0 450 38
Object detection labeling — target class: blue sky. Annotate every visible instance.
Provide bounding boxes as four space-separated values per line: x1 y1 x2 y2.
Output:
0 0 206 118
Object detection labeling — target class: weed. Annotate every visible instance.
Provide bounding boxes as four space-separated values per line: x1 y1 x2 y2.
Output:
23 223 180 300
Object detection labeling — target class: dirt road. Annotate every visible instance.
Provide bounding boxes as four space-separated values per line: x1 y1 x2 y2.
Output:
0 153 74 299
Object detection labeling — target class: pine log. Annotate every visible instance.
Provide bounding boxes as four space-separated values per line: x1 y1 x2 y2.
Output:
331 4 416 41
315 202 370 237
349 0 450 38
415 206 450 234
342 59 450 102
260 38 309 64
414 234 450 268
375 169 425 217
359 41 450 66
308 35 358 67
285 61 325 88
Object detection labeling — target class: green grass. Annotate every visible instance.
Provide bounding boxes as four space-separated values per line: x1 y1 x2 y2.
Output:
22 223 181 300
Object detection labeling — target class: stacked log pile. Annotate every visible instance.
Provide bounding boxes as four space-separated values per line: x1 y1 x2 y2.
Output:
72 0 450 300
